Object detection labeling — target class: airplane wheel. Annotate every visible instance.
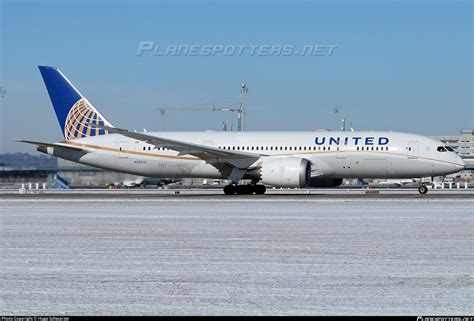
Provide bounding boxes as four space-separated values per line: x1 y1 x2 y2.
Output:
246 184 256 195
236 184 253 195
254 185 266 195
418 184 428 194
223 184 236 195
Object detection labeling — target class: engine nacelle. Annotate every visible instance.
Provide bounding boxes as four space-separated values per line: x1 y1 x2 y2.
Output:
308 177 343 187
259 157 311 188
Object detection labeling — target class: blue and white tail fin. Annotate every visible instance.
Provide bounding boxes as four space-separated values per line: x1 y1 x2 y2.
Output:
38 66 113 140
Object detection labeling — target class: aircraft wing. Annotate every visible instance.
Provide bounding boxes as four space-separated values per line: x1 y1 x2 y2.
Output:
98 126 262 181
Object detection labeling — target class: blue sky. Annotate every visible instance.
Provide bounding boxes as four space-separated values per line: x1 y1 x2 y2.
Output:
1 0 472 152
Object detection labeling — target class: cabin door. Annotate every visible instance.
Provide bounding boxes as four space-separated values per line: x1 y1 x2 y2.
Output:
119 141 129 158
407 141 419 159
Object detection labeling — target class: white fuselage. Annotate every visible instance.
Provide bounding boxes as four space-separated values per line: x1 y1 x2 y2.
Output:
50 131 465 181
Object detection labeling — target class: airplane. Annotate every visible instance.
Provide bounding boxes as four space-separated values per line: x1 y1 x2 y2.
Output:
17 66 465 195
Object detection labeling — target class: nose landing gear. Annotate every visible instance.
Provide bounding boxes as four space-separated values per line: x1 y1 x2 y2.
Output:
418 184 428 194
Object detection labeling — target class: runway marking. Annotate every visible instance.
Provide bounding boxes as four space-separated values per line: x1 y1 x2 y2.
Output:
1 197 471 203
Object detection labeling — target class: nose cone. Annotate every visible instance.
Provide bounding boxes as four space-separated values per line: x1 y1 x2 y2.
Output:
456 155 466 169
436 154 465 176
448 154 466 175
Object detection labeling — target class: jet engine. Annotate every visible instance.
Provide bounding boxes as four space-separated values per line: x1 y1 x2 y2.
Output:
259 157 311 188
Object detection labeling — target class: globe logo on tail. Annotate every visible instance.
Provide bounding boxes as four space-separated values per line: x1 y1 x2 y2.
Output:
64 98 110 140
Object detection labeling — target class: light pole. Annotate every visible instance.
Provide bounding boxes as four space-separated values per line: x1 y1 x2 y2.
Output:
238 83 248 131
160 109 166 131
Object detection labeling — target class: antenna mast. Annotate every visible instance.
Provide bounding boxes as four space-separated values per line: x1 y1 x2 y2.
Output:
333 106 339 131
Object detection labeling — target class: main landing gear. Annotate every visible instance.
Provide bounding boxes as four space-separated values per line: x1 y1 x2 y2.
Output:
223 184 266 195
418 184 428 194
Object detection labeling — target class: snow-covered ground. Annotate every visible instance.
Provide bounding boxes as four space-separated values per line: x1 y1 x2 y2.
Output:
1 198 473 315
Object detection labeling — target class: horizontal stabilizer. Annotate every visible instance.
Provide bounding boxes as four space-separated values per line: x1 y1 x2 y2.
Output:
14 139 85 152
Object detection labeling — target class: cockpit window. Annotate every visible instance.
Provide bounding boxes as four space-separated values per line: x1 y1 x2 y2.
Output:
445 146 454 152
437 146 447 152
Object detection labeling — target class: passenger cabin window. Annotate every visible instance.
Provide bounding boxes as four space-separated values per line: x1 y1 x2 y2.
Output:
437 146 447 152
